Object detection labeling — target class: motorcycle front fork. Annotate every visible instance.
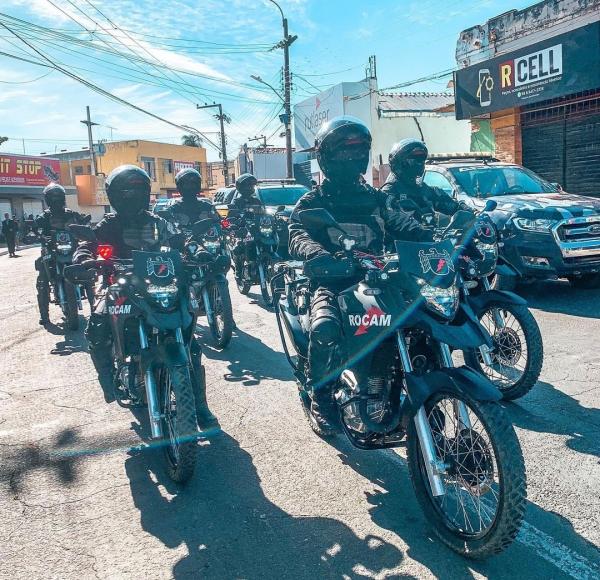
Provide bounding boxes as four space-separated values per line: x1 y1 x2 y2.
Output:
397 331 473 497
138 322 186 439
463 278 499 366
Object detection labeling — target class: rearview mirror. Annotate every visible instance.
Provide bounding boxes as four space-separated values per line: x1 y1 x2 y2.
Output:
298 208 345 233
68 224 96 242
484 200 498 212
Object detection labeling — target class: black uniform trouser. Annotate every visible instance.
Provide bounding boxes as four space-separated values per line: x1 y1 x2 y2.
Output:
308 287 343 392
6 234 16 255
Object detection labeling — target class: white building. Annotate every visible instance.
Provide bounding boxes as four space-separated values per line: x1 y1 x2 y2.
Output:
293 77 472 187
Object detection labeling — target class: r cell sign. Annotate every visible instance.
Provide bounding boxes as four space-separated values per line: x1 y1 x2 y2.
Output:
0 154 61 186
455 22 600 119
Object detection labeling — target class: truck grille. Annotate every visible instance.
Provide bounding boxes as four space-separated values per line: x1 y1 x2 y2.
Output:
557 220 600 242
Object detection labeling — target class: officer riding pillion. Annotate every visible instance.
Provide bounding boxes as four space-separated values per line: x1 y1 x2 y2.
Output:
72 165 217 429
35 183 89 325
288 116 431 432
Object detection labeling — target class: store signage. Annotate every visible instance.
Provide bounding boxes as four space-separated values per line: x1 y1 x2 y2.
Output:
0 154 61 186
174 160 196 173
455 22 600 119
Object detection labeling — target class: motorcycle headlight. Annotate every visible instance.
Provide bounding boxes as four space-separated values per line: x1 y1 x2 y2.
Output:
56 244 72 253
147 282 179 308
418 280 459 319
260 226 273 235
204 240 220 254
513 217 557 232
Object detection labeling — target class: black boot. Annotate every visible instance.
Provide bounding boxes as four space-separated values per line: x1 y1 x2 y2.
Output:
90 347 116 404
310 388 339 432
37 283 50 325
193 366 219 431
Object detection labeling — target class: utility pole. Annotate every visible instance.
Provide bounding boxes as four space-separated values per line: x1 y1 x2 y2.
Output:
267 1 297 179
249 135 269 149
80 106 99 175
197 103 231 185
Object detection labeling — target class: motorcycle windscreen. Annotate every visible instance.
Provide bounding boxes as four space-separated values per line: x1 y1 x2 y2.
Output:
132 249 183 287
394 239 457 289
55 230 75 246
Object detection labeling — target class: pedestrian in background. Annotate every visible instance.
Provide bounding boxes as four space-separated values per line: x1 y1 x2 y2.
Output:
2 213 19 257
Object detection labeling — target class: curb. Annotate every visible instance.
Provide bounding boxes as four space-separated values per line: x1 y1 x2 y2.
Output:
0 243 40 257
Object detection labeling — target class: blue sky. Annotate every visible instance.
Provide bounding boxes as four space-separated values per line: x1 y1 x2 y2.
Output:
0 0 532 160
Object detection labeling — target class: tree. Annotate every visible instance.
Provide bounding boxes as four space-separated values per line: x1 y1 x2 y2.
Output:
0 137 8 148
181 134 202 147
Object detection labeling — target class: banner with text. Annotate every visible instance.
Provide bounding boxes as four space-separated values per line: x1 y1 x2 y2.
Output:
454 22 600 120
0 154 61 186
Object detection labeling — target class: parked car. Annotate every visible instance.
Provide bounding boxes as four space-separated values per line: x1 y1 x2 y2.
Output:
423 154 600 289
151 198 175 214
213 186 236 207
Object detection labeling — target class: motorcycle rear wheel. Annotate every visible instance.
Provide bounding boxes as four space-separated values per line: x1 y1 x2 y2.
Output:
259 257 275 307
207 279 233 349
159 365 198 483
407 391 526 559
236 276 251 295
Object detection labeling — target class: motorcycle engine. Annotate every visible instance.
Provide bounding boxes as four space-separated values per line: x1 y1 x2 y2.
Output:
338 375 389 434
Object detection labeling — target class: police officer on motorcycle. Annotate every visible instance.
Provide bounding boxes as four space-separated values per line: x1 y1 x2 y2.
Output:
382 139 473 226
229 173 265 275
73 165 217 429
162 167 219 229
35 183 89 325
288 116 430 431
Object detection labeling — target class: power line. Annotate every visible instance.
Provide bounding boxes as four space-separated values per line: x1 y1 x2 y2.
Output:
0 20 221 151
0 70 54 83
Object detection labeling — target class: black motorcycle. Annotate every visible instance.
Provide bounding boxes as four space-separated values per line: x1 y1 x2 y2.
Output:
228 206 279 307
272 208 526 559
441 207 543 401
38 229 94 330
185 219 234 349
66 226 204 483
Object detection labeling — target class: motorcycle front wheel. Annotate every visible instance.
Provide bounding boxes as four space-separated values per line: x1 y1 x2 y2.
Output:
407 391 526 559
63 280 79 331
207 279 234 349
159 365 198 483
464 303 543 400
258 256 275 307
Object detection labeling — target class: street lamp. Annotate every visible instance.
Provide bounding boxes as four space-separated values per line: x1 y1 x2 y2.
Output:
251 75 284 102
260 0 296 179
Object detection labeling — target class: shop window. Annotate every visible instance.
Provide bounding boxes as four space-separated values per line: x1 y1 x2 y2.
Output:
74 166 84 175
163 159 173 174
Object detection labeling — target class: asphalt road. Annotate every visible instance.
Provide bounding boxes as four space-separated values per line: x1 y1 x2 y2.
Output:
0 248 599 579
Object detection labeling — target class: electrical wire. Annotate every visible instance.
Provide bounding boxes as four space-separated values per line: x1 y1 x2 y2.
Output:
0 70 53 83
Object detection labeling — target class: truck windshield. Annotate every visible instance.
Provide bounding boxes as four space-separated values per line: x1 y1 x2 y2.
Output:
257 186 309 206
449 166 560 197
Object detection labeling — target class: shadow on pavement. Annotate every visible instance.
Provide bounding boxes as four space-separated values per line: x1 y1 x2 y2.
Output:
125 431 410 579
331 437 600 579
506 381 600 458
49 318 89 356
201 327 291 386
519 280 600 319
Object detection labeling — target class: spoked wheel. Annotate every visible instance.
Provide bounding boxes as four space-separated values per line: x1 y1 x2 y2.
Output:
159 365 198 483
407 392 526 558
259 257 275 307
235 276 251 295
464 303 543 400
63 281 79 331
207 279 234 349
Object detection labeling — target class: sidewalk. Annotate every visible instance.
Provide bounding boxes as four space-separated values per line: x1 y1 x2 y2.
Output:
0 243 39 257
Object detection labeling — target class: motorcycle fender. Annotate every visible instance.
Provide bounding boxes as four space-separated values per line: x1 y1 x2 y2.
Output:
404 366 501 419
469 289 527 313
153 341 189 370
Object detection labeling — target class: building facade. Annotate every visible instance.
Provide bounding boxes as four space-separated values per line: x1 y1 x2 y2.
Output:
205 160 236 193
294 77 472 187
42 140 208 220
454 0 600 196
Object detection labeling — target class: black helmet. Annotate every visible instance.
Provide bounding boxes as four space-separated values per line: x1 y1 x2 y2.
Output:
236 173 258 197
389 138 428 182
315 116 371 185
43 182 66 213
175 167 201 200
105 165 151 217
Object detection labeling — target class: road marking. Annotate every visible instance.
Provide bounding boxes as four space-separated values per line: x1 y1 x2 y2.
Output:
382 449 599 579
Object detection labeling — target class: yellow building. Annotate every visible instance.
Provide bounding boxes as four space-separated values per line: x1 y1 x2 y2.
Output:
44 140 208 221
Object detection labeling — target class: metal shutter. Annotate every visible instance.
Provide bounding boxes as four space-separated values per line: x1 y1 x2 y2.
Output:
522 119 565 187
565 112 600 196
